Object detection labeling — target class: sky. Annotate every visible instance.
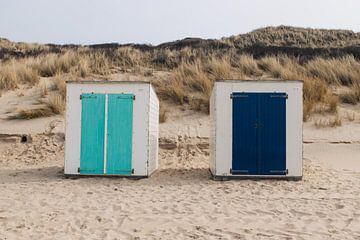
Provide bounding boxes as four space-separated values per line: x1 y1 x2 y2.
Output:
0 0 359 45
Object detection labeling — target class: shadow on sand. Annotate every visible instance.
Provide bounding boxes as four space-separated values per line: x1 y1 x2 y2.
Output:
0 166 213 185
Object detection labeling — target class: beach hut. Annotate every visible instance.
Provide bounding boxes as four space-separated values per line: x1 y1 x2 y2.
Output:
64 81 159 177
210 80 303 180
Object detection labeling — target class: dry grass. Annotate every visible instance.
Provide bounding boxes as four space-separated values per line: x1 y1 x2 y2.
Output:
345 111 356 122
235 54 262 76
204 56 236 80
113 47 146 69
43 93 65 115
306 56 360 86
223 26 360 48
8 92 65 120
340 84 360 104
181 60 212 96
0 64 18 90
8 107 54 119
315 114 342 128
39 83 48 98
302 78 329 121
258 56 283 78
0 61 39 90
16 64 39 85
53 74 67 99
159 104 168 123
32 52 76 77
1 35 360 120
24 50 113 79
313 95 339 115
157 56 242 112
156 77 186 104
257 55 305 80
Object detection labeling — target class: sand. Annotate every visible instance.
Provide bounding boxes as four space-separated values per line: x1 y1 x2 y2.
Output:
1 99 360 239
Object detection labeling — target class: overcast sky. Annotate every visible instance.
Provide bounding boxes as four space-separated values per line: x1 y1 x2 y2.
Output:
0 0 359 45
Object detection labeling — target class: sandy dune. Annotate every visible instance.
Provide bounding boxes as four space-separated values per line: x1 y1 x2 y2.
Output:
0 103 360 239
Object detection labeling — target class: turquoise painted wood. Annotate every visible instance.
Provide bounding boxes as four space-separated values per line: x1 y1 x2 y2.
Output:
80 93 105 174
106 94 133 175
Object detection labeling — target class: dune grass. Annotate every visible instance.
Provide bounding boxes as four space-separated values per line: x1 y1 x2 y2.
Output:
1 41 360 121
159 104 168 123
8 107 54 120
0 60 39 90
314 114 342 128
53 74 67 99
9 92 65 120
42 93 65 115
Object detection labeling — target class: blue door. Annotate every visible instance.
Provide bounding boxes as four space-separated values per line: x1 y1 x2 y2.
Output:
232 92 287 175
258 93 287 175
232 93 258 174
80 93 105 174
106 94 134 175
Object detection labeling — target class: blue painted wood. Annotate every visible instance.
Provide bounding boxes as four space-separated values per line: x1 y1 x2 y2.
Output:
232 93 258 174
80 93 105 174
232 92 286 175
258 93 286 175
106 94 133 175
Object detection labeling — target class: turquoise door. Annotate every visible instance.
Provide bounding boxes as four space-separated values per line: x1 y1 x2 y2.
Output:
106 94 134 175
80 93 105 174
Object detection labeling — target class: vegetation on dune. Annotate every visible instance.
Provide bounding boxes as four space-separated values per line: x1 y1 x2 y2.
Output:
1 26 360 123
8 107 54 120
0 60 39 90
222 26 360 48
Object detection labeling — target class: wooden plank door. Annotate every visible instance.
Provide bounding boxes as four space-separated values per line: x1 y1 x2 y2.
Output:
232 93 258 175
258 93 287 175
106 94 134 175
80 93 105 174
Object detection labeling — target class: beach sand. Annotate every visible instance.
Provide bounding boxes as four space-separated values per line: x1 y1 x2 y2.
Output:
0 106 360 239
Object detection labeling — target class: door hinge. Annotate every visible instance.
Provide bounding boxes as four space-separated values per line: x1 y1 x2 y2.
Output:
77 167 80 173
231 94 248 99
269 169 288 174
132 95 136 100
132 168 134 174
270 94 288 99
230 168 232 173
80 95 82 100
231 169 249 174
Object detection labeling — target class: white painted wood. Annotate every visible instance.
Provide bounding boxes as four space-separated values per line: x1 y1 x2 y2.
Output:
209 84 216 175
64 81 159 177
210 80 303 178
148 85 159 175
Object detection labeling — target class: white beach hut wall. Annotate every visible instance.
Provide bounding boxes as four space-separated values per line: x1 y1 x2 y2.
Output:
210 80 303 180
64 81 159 177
